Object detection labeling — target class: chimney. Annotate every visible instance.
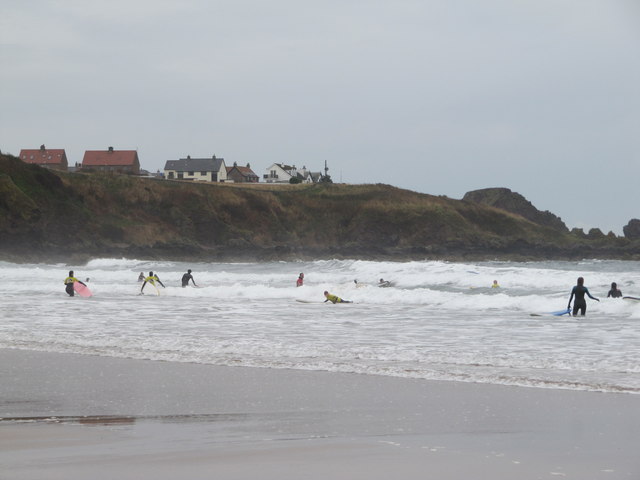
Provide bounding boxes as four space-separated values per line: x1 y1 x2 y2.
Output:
108 146 114 152
40 144 46 151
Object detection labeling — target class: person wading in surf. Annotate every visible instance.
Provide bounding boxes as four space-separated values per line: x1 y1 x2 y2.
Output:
568 277 599 316
182 269 197 287
141 271 166 294
63 270 86 297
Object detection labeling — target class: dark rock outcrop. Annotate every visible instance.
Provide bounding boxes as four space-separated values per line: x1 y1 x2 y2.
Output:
462 187 568 232
623 219 640 240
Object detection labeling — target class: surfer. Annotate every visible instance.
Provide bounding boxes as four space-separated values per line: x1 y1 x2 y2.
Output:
378 278 391 287
296 273 304 287
138 272 145 282
567 277 599 316
181 269 197 287
492 280 500 288
324 291 352 304
141 271 166 294
63 271 86 297
607 282 622 298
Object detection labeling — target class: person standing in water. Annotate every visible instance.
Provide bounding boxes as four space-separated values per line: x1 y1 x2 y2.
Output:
568 277 599 316
182 269 197 287
323 291 352 304
607 282 622 298
141 271 166 294
63 270 87 297
138 272 145 282
492 280 500 288
296 273 304 287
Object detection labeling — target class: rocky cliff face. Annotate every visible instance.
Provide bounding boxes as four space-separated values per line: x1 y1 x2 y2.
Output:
462 188 568 232
1 154 638 262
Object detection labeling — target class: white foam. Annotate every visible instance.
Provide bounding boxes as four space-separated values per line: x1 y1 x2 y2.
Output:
1 258 639 393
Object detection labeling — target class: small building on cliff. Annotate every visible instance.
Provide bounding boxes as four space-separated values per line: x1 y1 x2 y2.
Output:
264 163 295 183
226 162 259 183
264 163 325 183
82 147 140 174
164 155 228 182
19 145 69 171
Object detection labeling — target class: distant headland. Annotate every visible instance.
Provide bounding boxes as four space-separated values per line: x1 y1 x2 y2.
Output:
1 153 638 263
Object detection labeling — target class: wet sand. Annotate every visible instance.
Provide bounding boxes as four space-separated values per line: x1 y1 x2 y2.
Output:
1 348 638 479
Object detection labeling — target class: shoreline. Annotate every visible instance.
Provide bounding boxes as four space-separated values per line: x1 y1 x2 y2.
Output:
1 348 638 479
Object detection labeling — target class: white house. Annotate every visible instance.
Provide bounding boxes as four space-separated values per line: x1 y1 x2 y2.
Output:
263 163 295 183
164 155 228 182
263 163 325 183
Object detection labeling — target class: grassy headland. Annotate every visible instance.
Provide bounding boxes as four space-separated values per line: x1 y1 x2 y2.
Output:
0 153 637 263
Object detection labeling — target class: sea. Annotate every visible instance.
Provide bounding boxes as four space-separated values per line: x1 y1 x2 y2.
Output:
1 258 639 394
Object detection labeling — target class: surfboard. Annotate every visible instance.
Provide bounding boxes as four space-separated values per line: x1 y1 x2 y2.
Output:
530 308 570 317
623 296 640 302
73 282 92 297
378 281 392 288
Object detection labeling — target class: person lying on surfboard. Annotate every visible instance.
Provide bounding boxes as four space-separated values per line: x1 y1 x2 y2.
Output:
141 271 166 294
324 291 352 304
63 270 87 297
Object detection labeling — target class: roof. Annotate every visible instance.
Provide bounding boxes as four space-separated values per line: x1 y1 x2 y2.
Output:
164 157 225 172
20 148 67 165
83 149 138 166
227 165 258 177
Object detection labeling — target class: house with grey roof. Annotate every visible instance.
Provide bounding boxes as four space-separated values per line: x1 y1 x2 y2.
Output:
164 155 228 182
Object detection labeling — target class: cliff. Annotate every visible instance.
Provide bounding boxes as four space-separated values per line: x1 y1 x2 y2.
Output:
0 153 638 262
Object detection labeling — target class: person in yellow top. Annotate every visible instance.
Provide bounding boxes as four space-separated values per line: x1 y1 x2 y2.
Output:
492 280 500 288
140 271 166 294
323 291 352 304
64 270 87 297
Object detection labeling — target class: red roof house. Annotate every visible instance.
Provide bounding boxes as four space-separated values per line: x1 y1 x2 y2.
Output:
19 145 69 171
82 147 140 174
226 162 259 183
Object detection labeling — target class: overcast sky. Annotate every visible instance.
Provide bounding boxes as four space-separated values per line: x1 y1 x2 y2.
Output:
1 0 638 234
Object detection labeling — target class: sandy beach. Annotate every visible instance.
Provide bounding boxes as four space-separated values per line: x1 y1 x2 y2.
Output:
1 348 638 479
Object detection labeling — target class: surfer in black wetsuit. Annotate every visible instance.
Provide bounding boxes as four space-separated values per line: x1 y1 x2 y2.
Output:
63 270 86 297
567 277 599 316
181 269 197 287
607 282 622 298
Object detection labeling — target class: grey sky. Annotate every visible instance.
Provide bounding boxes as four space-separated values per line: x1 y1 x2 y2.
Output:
1 0 638 234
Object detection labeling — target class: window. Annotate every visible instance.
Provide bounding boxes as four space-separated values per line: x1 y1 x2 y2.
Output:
188 171 194 176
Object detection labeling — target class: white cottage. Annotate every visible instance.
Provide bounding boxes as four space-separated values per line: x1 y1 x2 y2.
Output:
263 163 295 183
164 155 228 182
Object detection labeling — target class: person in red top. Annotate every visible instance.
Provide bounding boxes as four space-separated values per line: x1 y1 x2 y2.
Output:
296 273 304 287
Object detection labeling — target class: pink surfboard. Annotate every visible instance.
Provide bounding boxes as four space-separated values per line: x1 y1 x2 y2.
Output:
73 282 93 297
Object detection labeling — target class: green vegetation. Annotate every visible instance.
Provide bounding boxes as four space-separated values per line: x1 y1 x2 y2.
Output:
0 153 638 262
